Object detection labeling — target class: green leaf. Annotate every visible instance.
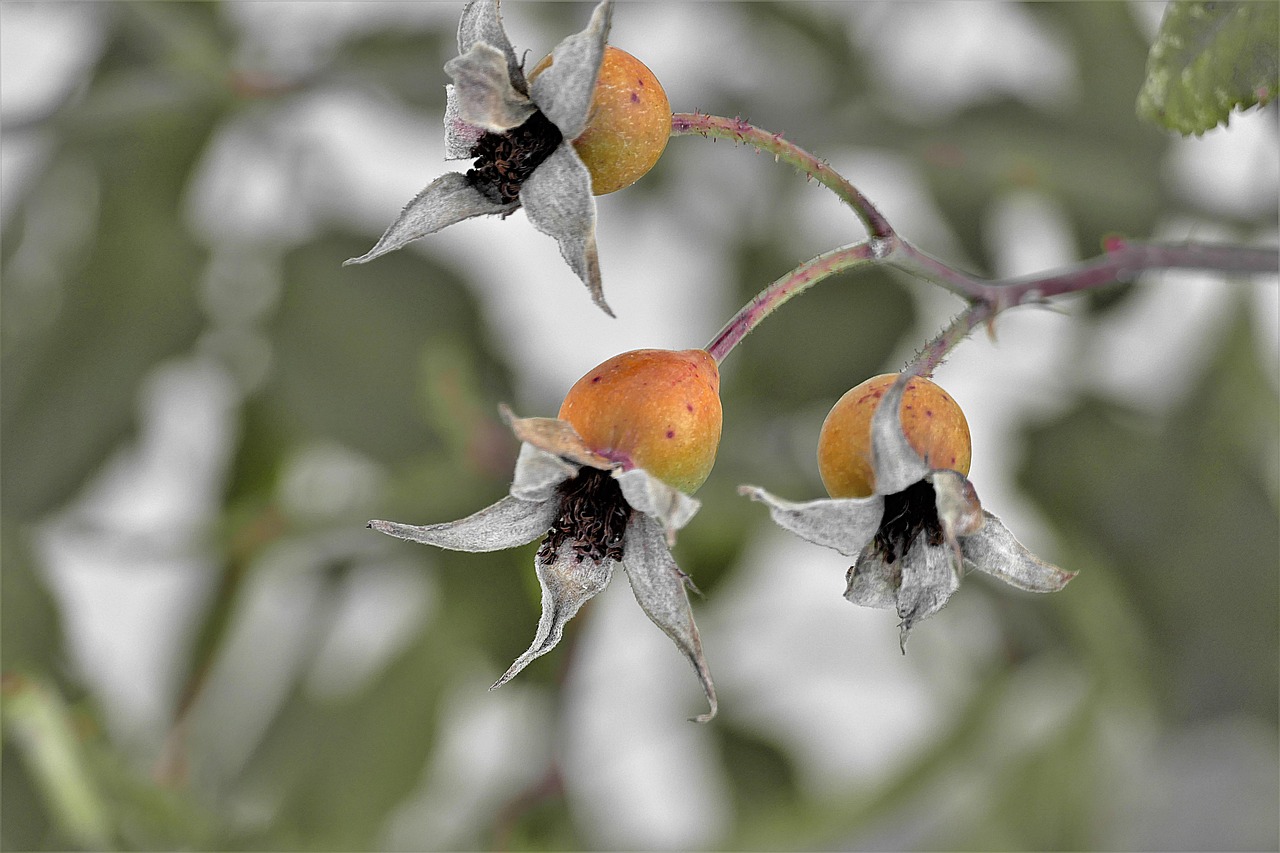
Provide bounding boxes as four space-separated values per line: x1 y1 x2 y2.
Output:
1137 1 1279 135
1 674 113 850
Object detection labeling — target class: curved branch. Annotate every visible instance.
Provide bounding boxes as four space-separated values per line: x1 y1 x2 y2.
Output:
671 112 894 240
705 242 881 363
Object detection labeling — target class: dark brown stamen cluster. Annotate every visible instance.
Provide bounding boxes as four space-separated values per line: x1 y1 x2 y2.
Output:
537 468 632 565
466 110 563 204
872 480 944 564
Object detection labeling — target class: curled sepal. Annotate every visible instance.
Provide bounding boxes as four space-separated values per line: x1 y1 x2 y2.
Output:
493 542 616 689
500 406 614 471
930 469 985 575
895 543 961 651
444 42 537 133
508 441 577 503
622 515 718 722
844 556 898 611
739 486 882 557
456 0 526 95
368 495 554 552
871 373 930 495
616 468 699 547
529 0 612 139
962 511 1076 593
444 85 487 159
344 172 516 266
519 144 608 315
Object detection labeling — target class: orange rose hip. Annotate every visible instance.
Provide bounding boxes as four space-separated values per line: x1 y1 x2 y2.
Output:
558 349 722 494
532 46 671 195
817 374 971 499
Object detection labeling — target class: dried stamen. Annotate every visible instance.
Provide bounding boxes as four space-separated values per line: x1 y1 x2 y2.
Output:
467 110 563 204
872 479 943 563
537 468 632 565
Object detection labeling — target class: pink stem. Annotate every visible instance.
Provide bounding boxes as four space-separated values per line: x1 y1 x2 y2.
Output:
705 243 880 363
671 112 894 240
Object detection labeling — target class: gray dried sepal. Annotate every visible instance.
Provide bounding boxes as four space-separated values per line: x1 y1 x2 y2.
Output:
844 554 898 610
895 542 960 650
622 514 717 722
519 144 608 315
368 495 554 552
444 85 485 159
529 1 612 139
444 42 536 133
871 373 930 495
931 468 984 574
738 486 882 557
846 540 960 651
344 172 516 266
456 0 526 95
615 468 699 546
962 511 1076 592
509 441 577 503
493 541 616 689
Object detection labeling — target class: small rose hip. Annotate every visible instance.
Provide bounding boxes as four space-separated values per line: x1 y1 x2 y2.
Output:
818 373 971 499
533 46 671 195
741 373 1073 648
558 348 722 494
367 346 722 721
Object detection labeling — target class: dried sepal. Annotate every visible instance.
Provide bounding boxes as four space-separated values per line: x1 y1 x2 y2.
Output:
844 554 898 611
518 144 608 315
622 514 717 722
738 485 882 557
894 542 961 650
343 173 516 266
930 468 984 574
615 468 699 547
962 511 1076 592
501 405 615 470
870 373 931 495
368 495 554 552
444 42 536 133
493 541 617 689
508 441 578 503
456 0 526 95
444 84 486 158
528 0 613 139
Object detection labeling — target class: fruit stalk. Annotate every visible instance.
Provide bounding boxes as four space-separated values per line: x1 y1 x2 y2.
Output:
705 242 880 364
906 302 996 379
671 112 894 239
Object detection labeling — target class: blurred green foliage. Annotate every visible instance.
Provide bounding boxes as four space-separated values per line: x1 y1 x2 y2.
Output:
1137 1 1279 135
2 2 1276 851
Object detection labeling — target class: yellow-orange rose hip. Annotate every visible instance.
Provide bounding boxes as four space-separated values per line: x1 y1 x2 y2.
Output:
533 46 671 195
817 374 971 499
558 349 721 494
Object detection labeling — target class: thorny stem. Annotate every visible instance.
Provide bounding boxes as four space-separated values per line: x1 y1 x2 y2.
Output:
671 112 894 239
680 110 1269 366
682 112 1276 367
705 242 881 363
983 239 1280 307
905 302 996 379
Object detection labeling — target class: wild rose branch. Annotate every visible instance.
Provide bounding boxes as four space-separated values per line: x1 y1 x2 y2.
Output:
345 0 1279 724
678 112 1279 365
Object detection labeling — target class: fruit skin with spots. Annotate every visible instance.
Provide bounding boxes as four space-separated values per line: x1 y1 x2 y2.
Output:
817 374 971 499
558 349 722 494
533 46 671 195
